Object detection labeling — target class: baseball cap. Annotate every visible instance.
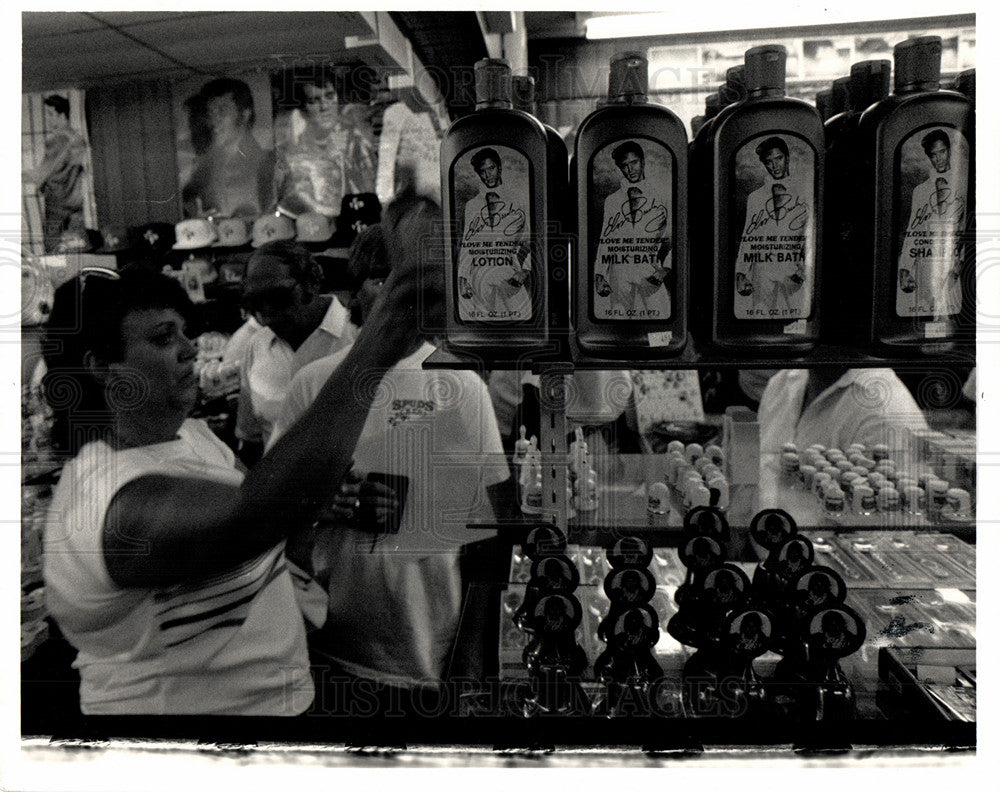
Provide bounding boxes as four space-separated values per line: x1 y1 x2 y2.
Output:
95 225 135 254
173 218 218 250
295 211 334 244
213 217 253 248
251 213 296 248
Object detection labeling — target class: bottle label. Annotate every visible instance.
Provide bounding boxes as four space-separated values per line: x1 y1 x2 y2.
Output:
731 134 816 321
452 144 534 322
894 127 969 318
588 137 674 322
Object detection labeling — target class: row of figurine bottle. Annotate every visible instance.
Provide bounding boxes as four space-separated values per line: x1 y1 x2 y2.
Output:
440 36 974 358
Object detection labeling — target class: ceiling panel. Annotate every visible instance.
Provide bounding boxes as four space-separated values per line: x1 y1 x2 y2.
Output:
21 11 381 92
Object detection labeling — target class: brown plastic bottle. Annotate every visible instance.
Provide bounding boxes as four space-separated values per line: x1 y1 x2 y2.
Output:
821 60 890 345
440 58 549 350
702 45 825 353
574 53 689 357
512 74 571 337
851 36 974 351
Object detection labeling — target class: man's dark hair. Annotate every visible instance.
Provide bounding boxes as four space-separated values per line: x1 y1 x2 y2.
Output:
43 267 194 457
471 148 501 171
755 136 789 161
921 129 951 156
611 140 644 166
44 94 70 119
248 240 324 288
200 77 256 126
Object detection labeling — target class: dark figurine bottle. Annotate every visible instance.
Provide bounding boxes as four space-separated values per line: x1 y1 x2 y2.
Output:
700 45 825 353
440 58 549 350
512 74 571 337
574 52 689 357
851 36 974 351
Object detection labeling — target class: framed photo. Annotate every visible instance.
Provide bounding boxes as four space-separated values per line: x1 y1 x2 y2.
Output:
531 593 583 635
726 609 774 658
807 606 866 657
607 535 653 569
610 604 660 652
702 563 751 610
680 534 723 571
604 567 656 606
749 508 797 550
530 555 580 593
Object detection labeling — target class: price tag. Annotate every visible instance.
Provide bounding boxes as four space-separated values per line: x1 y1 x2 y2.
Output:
925 322 949 339
647 330 673 347
783 319 808 335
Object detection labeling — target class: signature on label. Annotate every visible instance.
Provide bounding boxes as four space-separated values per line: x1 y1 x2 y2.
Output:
744 195 810 234
602 195 668 237
465 199 526 241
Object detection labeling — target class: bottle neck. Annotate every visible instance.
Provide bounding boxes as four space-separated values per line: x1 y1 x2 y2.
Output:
896 81 939 95
476 99 514 111
609 93 648 106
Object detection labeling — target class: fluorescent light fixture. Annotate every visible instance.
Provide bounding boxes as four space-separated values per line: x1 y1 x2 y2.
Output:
585 5 975 39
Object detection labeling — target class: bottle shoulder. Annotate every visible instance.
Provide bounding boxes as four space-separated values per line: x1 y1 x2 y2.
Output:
713 98 825 147
575 103 688 148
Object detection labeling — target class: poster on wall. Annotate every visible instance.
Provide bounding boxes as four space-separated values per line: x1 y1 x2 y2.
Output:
271 65 378 218
22 90 97 255
173 74 277 219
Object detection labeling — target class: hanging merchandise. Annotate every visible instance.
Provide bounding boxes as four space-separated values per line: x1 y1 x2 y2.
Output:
440 59 550 351
574 52 689 358
850 36 974 351
698 45 824 353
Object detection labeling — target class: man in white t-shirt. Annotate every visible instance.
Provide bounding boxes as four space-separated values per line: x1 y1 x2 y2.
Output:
756 368 928 512
236 240 357 456
268 197 512 697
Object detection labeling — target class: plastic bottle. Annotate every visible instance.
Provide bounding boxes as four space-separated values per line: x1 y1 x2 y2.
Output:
850 36 974 351
441 58 549 350
700 45 825 352
574 52 689 357
512 74 572 336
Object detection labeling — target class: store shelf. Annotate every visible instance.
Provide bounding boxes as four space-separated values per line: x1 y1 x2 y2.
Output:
424 335 975 372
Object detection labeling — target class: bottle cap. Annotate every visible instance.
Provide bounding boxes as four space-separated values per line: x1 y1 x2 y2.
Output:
720 64 747 106
816 89 834 121
744 45 787 95
705 92 721 118
956 68 975 100
894 36 941 94
608 52 648 101
475 58 513 108
831 76 850 114
511 74 536 113
850 59 892 111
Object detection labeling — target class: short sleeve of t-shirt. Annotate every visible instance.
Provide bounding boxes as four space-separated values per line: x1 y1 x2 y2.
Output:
44 419 242 631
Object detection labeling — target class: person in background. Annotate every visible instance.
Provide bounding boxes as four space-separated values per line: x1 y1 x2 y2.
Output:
182 78 275 219
275 66 377 218
235 240 357 461
757 368 928 456
39 240 426 714
30 94 88 252
343 223 391 327
268 195 513 713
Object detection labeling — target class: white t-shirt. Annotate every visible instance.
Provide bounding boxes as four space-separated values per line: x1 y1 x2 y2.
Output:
236 296 357 446
43 418 313 715
271 341 510 686
757 369 929 507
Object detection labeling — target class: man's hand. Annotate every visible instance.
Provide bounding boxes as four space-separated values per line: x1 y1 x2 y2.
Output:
317 470 401 534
